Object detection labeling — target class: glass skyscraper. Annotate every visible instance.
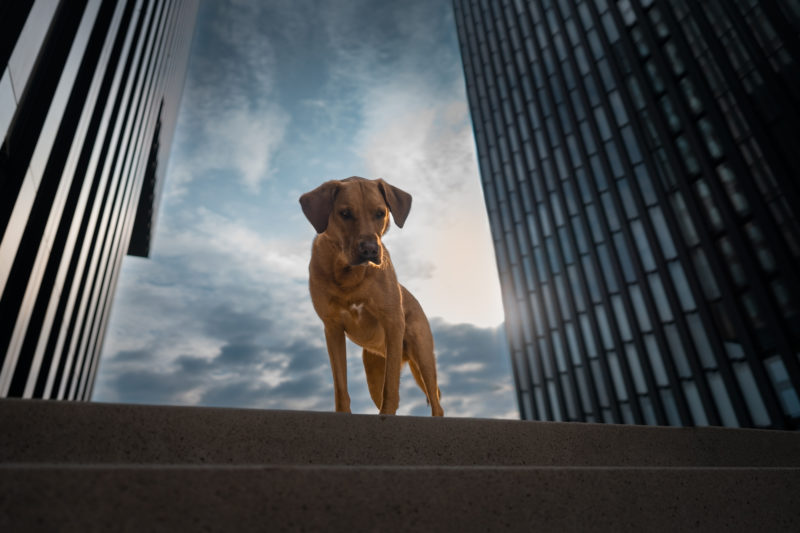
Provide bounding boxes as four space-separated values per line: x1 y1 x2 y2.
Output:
0 0 197 400
454 0 800 429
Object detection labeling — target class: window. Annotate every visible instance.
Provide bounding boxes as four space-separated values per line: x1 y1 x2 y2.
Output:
664 323 692 377
629 283 652 331
645 333 669 386
668 260 696 312
649 206 677 259
648 272 673 322
625 343 648 394
683 380 710 426
765 356 800 418
687 313 716 369
631 219 657 271
733 362 770 426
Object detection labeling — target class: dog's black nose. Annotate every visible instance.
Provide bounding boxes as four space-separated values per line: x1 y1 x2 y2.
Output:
358 239 380 264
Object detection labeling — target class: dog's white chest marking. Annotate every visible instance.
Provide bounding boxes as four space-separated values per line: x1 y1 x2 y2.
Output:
349 302 364 319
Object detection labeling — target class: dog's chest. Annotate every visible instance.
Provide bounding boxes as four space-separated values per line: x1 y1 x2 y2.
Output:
343 302 365 322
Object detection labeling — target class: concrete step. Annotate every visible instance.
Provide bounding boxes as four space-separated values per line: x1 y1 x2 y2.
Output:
1 464 799 532
2 398 800 466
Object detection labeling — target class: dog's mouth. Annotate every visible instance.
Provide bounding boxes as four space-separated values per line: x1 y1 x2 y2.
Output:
352 255 382 266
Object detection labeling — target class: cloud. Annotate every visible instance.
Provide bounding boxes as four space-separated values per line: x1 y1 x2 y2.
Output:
167 1 290 196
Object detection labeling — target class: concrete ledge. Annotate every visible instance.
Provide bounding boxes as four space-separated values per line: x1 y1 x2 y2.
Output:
3 399 800 466
1 465 798 532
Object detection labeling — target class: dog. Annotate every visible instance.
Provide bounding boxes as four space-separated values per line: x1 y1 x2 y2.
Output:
300 177 443 416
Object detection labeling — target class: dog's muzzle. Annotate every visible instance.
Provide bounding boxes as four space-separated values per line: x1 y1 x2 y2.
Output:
357 239 381 265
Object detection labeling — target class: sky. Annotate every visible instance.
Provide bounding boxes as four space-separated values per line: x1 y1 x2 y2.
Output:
93 0 517 418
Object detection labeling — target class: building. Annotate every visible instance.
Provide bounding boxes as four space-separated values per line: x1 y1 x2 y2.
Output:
0 0 197 400
454 0 800 429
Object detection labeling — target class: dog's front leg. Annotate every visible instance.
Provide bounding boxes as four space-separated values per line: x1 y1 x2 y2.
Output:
380 328 403 415
324 324 350 413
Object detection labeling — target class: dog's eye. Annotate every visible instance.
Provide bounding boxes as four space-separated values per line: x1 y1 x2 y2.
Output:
340 209 353 220
375 209 386 219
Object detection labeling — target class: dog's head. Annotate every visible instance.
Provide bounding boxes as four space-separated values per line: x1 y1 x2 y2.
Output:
299 177 412 266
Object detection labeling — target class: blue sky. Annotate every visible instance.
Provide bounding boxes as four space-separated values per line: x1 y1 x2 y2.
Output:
93 0 516 418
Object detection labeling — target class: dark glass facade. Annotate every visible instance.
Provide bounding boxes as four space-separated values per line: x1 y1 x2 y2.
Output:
0 0 197 399
454 0 800 429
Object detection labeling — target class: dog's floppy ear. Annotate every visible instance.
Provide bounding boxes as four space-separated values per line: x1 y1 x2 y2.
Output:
300 180 339 233
377 179 412 228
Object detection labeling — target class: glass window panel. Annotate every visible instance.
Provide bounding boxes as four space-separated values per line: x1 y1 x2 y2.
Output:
575 365 594 413
601 10 620 43
745 222 776 274
686 313 717 368
597 58 615 91
664 323 692 378
601 192 620 231
660 388 682 426
625 343 648 394
572 216 589 254
608 89 628 126
593 106 612 141
765 356 800 418
669 260 696 312
605 141 625 178
733 362 770 426
645 333 668 386
640 394 658 425
582 255 602 303
663 39 685 76
631 219 656 271
670 191 700 246
612 294 633 341
698 117 723 159
634 164 657 205
683 381 710 426
597 243 619 293
717 236 746 287
579 120 597 154
553 331 567 372
561 374 578 420
679 77 703 115
579 313 598 358
590 154 607 190
617 177 639 219
676 135 701 175
620 124 642 164
647 272 672 322
595 304 614 350
586 204 605 243
645 60 664 94
607 351 628 400
629 284 652 331
716 163 750 217
576 167 593 203
649 206 678 259
534 386 547 419
565 321 581 365
591 359 610 406
568 264 586 312
707 371 739 427
613 232 636 283
627 75 646 110
563 180 579 215
659 95 681 133
548 380 563 421
691 248 720 300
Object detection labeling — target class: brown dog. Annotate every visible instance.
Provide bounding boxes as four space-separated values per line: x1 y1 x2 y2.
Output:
300 177 443 416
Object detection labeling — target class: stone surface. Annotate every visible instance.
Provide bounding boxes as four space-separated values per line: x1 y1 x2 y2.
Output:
2 399 800 532
1 465 799 532
2 399 800 466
